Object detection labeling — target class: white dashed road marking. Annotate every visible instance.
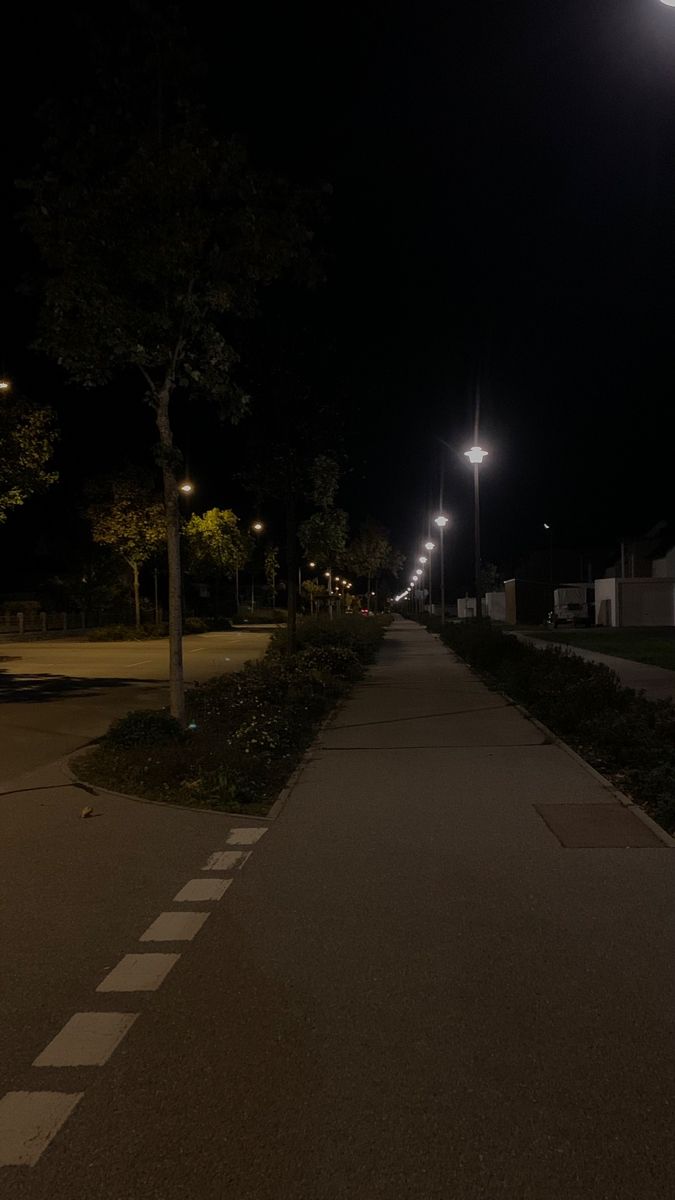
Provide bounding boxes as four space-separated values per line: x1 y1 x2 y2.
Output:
203 850 251 871
139 912 209 942
174 878 232 902
226 827 268 846
33 1013 138 1068
0 1091 83 1166
97 953 180 992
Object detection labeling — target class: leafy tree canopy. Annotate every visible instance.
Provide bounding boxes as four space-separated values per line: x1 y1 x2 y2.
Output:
0 390 57 523
185 508 250 578
87 474 165 569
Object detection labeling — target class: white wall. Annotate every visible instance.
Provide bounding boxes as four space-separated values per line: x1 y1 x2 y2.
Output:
486 591 506 621
620 579 675 626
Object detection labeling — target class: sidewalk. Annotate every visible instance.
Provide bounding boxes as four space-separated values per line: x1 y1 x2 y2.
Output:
512 631 675 703
3 617 675 1199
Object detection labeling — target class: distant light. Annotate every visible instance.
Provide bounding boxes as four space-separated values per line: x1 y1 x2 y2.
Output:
419 556 427 564
415 569 422 577
325 571 331 578
464 445 488 465
0 379 11 391
309 561 316 568
252 521 263 532
424 541 435 551
179 481 193 494
544 523 550 531
434 514 449 528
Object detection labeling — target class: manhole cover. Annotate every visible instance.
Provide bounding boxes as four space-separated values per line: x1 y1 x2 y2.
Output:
534 804 666 848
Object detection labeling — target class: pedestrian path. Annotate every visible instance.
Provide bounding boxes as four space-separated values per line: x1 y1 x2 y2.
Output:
2 618 674 1199
513 631 675 703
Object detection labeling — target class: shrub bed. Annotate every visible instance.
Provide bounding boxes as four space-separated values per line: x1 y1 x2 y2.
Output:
418 617 675 833
269 614 391 664
74 616 389 813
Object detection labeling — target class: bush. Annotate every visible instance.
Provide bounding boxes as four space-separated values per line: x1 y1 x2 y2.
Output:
295 644 364 682
434 619 675 832
88 623 167 641
184 617 208 634
75 610 391 813
268 615 387 664
106 709 186 748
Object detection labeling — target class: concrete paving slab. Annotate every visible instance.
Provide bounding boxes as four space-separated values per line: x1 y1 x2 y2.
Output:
535 803 667 848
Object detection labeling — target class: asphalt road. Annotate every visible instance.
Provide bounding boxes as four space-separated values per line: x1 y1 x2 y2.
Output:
1 619 673 1198
0 631 269 786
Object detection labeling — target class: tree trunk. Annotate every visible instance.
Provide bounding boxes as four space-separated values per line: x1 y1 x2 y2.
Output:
155 386 185 725
285 484 298 655
132 562 141 628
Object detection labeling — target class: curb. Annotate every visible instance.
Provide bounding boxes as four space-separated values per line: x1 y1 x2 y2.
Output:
425 629 675 849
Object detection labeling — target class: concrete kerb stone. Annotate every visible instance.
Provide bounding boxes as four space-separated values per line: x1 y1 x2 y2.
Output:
422 626 675 849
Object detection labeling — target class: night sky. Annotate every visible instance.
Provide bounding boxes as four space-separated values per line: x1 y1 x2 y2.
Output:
2 1 675 594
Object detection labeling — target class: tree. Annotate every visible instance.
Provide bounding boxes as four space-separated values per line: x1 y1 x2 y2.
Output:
87 475 165 628
0 388 57 523
301 579 327 616
184 508 250 608
24 57 316 721
264 546 280 608
346 519 396 613
298 456 348 617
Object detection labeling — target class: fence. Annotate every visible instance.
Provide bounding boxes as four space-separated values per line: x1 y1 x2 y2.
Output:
0 610 133 638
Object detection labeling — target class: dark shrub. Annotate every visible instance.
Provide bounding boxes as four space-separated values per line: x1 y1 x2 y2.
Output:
184 617 208 634
295 645 364 682
106 709 186 748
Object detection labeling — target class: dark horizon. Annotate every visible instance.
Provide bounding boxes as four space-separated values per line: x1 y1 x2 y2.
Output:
2 0 675 598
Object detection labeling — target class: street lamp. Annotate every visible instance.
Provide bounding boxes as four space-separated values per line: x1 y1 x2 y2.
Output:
434 514 449 623
178 481 193 494
544 523 553 586
250 521 264 612
464 446 488 619
0 379 11 391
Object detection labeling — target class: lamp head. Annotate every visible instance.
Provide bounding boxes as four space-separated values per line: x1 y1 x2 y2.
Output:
434 514 449 529
464 445 488 465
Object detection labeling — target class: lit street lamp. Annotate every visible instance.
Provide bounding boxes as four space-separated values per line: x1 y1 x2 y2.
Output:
464 446 488 619
434 514 449 623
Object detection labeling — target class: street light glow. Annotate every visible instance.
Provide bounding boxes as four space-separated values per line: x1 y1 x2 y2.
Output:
434 515 449 528
544 523 550 531
419 556 427 564
309 561 316 568
424 541 435 551
252 521 263 532
179 481 193 494
0 379 11 391
464 445 488 464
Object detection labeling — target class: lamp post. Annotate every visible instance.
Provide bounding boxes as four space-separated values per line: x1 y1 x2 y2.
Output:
424 540 435 611
434 515 449 624
464 446 488 619
250 521 264 613
544 523 553 586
